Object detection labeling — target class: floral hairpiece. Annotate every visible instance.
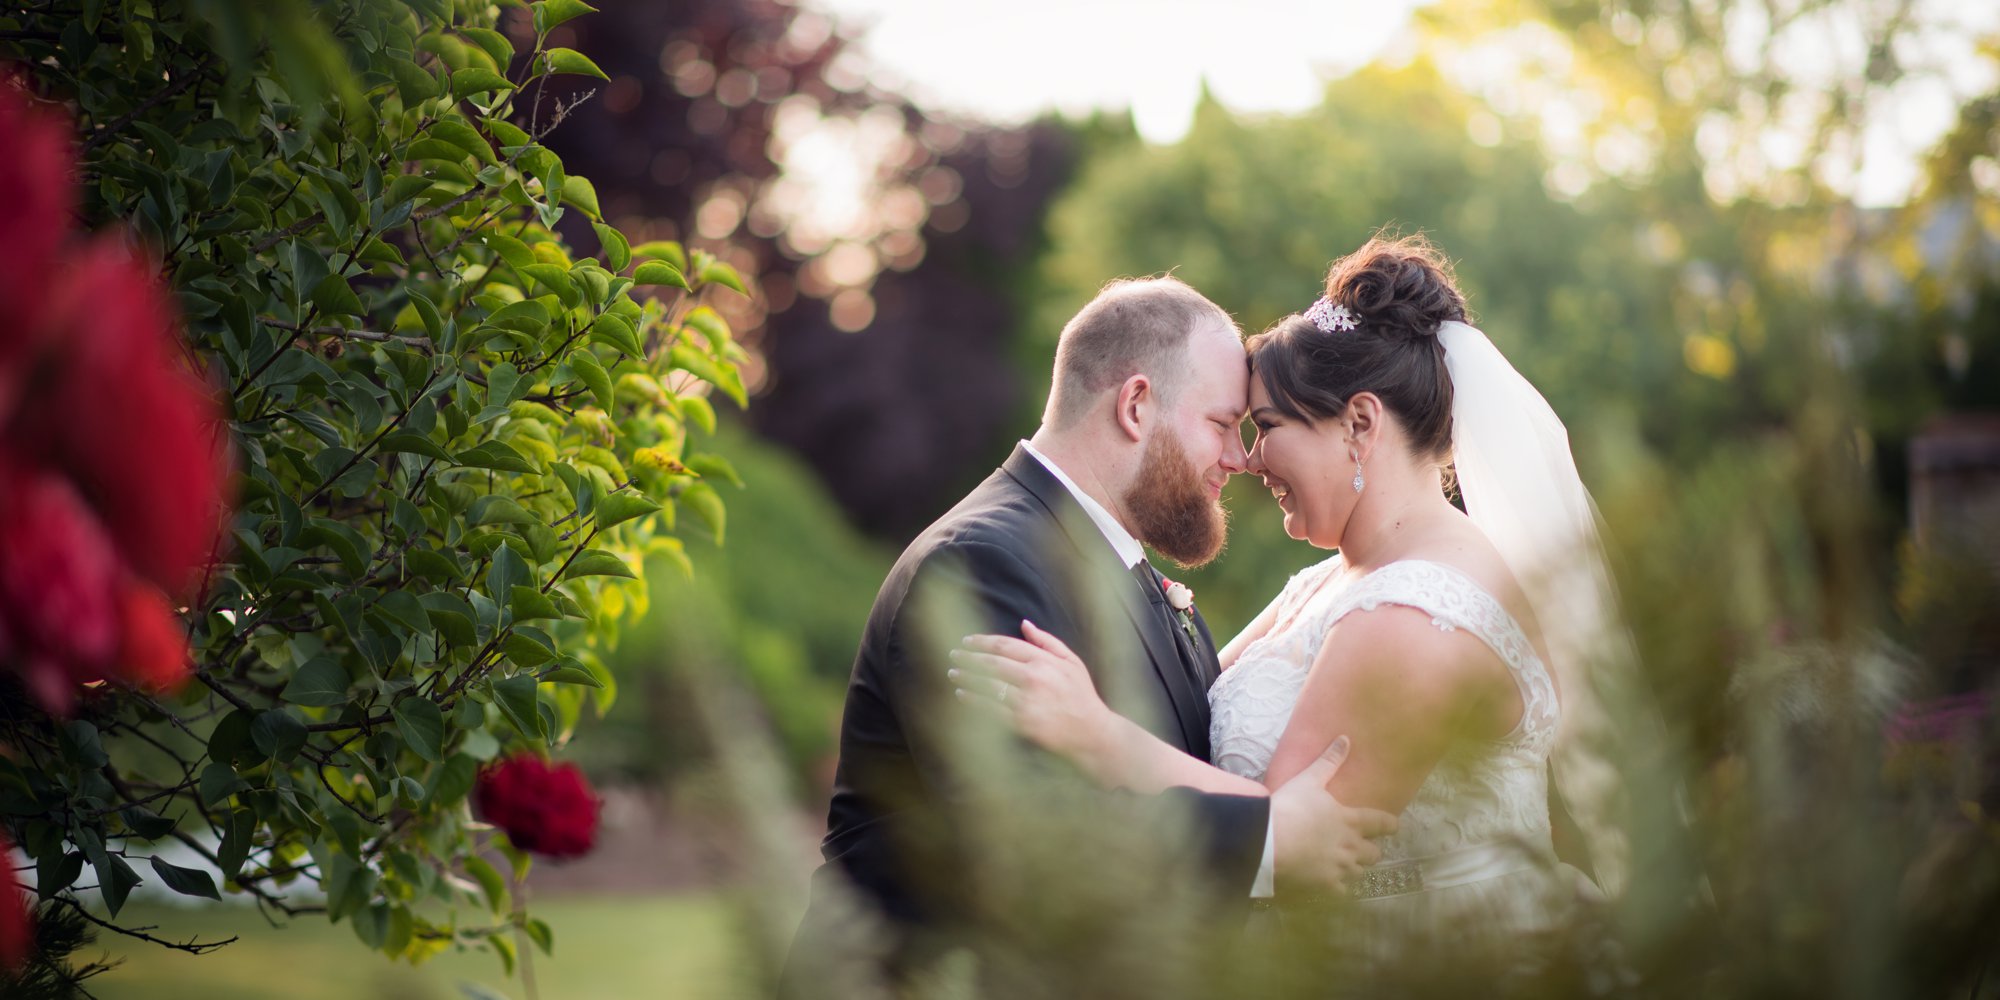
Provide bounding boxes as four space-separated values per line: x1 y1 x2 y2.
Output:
1304 296 1359 333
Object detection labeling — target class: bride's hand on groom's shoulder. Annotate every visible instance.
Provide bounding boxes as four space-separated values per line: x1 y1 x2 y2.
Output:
950 620 1114 764
1271 736 1401 891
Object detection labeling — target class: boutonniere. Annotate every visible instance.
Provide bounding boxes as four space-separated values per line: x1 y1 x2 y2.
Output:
1161 577 1199 645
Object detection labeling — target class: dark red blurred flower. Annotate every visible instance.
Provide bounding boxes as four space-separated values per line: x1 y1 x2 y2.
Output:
0 831 32 972
0 461 121 710
0 69 234 714
114 578 193 694
0 74 72 349
474 754 601 859
14 239 233 601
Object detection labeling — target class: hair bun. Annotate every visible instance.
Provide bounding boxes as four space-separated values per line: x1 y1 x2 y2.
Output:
1324 234 1467 344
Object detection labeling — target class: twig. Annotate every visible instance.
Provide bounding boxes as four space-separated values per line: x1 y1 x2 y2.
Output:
47 895 238 955
80 56 212 154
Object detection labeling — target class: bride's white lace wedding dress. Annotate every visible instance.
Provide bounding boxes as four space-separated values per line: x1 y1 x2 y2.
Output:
1210 555 1594 954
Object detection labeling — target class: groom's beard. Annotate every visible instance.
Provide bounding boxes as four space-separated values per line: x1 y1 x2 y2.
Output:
1124 430 1228 569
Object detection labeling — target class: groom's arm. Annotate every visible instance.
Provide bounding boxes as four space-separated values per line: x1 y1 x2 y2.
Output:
889 540 1271 898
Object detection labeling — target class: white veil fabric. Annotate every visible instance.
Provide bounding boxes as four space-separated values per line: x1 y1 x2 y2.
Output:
1437 319 1630 894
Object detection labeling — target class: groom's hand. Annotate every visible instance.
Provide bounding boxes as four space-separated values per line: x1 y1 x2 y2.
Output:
1270 735 1398 891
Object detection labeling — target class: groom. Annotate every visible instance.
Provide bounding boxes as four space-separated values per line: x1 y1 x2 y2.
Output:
784 277 1395 992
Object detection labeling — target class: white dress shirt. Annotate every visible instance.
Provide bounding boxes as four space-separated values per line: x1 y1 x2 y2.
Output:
1018 440 1278 898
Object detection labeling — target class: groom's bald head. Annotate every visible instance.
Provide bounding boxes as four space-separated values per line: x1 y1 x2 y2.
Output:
1044 276 1238 430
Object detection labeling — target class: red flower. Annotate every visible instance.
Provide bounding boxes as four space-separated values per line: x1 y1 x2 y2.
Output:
114 578 193 694
0 74 73 344
13 240 233 601
0 72 233 713
474 754 601 859
0 831 33 972
0 461 122 710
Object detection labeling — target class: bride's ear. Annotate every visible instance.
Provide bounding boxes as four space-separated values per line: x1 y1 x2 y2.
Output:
1345 392 1385 460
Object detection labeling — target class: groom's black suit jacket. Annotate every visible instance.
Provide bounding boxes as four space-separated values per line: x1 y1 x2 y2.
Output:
786 445 1269 986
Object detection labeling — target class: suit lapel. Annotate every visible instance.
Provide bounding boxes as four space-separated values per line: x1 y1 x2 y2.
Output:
1000 447 1210 755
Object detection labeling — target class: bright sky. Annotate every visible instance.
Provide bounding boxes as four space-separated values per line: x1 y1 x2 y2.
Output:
808 0 1425 145
805 0 2000 209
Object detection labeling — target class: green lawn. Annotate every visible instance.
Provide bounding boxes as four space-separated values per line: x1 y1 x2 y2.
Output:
83 894 761 1000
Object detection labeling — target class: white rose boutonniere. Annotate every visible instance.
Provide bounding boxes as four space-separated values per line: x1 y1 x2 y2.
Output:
1161 578 1199 645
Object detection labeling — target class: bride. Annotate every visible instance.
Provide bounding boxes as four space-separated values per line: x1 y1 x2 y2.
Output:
950 235 1615 958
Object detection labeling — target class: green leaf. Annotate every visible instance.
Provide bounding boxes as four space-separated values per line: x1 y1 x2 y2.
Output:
218 808 255 878
456 440 539 474
542 665 602 688
681 480 727 544
492 674 542 740
393 697 446 763
525 916 555 955
588 313 643 358
510 585 560 621
251 709 309 763
519 262 577 305
487 119 531 148
61 720 108 768
149 856 222 901
353 901 391 949
632 260 688 289
378 432 450 460
685 452 744 488
420 592 478 644
462 852 508 916
460 27 514 70
593 491 662 530
591 222 630 273
560 548 635 580
451 68 515 100
488 542 529 599
534 0 599 33
198 761 239 807
358 236 406 269
471 495 539 526
311 274 365 317
409 548 463 585
697 260 748 295
389 58 438 102
503 631 557 668
121 807 176 840
282 655 350 707
38 851 83 900
560 175 602 220
483 298 552 332
669 343 748 407
95 852 142 918
208 709 254 765
426 119 497 166
631 240 686 271
567 350 615 412
408 289 444 340
427 753 478 807
544 46 608 80
678 395 717 435
482 231 538 271
386 174 434 208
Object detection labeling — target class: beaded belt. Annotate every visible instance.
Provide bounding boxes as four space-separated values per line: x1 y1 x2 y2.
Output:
1252 841 1541 908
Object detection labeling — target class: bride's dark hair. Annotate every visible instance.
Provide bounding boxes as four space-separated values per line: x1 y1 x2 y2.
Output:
1247 233 1467 462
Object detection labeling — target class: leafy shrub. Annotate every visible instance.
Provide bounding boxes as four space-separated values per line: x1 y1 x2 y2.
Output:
0 0 754 982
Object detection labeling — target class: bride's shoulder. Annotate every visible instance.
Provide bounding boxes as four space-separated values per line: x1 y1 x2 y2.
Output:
1398 524 1524 604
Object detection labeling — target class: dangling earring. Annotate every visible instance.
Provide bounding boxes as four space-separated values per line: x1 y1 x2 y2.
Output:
1351 450 1365 494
